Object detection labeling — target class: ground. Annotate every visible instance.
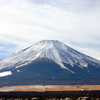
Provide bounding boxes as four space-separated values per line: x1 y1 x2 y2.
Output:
0 85 100 92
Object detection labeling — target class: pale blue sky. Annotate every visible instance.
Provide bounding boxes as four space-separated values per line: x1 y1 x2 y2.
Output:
0 0 100 60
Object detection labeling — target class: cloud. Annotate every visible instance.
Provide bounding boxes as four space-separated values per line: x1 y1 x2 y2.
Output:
0 0 100 60
27 0 100 13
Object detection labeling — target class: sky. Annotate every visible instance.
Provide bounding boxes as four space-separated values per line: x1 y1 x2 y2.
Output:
0 0 100 60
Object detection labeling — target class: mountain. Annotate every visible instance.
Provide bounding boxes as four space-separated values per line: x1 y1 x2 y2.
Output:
0 40 100 86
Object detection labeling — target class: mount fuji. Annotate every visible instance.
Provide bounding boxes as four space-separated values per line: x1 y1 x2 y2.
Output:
0 40 100 86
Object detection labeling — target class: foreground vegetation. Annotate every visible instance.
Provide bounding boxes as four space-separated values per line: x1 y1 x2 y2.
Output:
0 91 100 100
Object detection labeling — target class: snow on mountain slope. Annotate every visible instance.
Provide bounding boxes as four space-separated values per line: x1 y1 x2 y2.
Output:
0 71 12 77
0 40 100 73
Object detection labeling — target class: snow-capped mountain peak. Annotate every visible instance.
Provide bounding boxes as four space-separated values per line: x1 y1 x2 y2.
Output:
0 40 100 74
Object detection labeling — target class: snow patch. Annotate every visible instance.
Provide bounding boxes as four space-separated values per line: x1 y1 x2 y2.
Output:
34 85 45 90
0 71 12 77
17 70 20 72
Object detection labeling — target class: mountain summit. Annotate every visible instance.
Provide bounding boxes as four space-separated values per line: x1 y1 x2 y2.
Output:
0 40 100 86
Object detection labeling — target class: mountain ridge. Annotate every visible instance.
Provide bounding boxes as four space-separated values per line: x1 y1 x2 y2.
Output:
0 40 100 86
0 40 100 72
